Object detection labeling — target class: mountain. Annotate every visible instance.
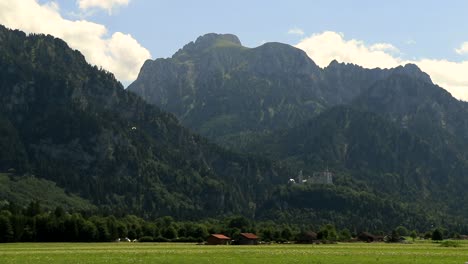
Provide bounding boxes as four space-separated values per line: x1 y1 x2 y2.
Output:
246 105 468 199
353 74 468 155
128 34 468 188
3 27 468 232
322 61 433 105
128 33 468 230
128 34 436 148
128 33 327 145
0 26 291 218
232 100 468 228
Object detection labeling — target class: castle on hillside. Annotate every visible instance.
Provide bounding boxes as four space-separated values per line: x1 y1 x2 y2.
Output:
289 169 333 185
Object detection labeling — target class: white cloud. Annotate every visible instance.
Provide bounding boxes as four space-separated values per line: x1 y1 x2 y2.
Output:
295 31 468 101
455 42 468 55
416 59 468 100
296 31 401 69
78 0 129 14
0 0 150 83
370 43 400 54
288 27 305 36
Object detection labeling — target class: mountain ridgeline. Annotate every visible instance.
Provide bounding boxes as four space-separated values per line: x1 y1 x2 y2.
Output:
2 27 468 232
129 33 468 230
129 34 325 143
128 34 435 146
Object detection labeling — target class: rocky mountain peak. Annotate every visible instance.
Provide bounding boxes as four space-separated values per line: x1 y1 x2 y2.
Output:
195 33 242 47
173 33 242 59
392 63 433 84
249 42 321 75
327 59 340 68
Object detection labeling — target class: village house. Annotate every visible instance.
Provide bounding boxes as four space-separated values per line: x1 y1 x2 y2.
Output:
206 234 231 245
238 233 259 245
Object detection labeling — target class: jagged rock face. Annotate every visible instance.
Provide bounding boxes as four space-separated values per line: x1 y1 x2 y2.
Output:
129 33 328 143
129 33 438 146
322 61 468 155
128 33 468 174
352 74 468 153
322 61 433 105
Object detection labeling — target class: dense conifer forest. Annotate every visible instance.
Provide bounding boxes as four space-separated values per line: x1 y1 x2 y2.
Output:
2 26 468 240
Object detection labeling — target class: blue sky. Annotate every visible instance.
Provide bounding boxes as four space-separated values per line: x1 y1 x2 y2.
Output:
54 0 467 60
2 0 468 99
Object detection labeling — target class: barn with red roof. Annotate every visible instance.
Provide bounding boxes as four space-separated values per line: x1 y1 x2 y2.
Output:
238 233 259 245
207 234 231 245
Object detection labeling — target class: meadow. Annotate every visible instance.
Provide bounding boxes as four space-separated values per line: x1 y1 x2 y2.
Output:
1 241 468 264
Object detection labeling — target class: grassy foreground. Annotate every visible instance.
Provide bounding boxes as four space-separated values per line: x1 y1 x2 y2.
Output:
1 241 468 264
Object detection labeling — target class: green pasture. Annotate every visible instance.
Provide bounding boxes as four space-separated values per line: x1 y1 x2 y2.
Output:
1 241 468 264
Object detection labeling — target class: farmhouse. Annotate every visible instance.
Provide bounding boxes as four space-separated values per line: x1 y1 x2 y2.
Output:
238 233 259 245
207 234 231 245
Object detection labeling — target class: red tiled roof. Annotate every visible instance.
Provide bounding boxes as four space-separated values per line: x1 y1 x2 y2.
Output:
211 234 230 240
240 233 258 239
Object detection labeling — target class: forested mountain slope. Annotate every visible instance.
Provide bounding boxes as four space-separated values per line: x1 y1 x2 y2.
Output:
128 33 468 231
2 27 468 232
0 26 288 218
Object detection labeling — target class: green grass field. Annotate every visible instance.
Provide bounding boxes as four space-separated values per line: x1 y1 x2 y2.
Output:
1 241 468 264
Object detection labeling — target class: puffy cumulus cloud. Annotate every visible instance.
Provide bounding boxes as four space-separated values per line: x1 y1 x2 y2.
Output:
416 59 468 100
107 32 151 81
78 0 129 13
295 31 401 69
0 0 150 83
288 27 305 36
455 42 468 55
295 31 468 101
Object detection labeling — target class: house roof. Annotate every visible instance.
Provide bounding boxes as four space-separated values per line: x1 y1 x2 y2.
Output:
240 233 259 239
211 234 230 240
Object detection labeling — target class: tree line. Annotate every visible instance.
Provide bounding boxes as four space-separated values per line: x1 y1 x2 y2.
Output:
0 201 459 243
